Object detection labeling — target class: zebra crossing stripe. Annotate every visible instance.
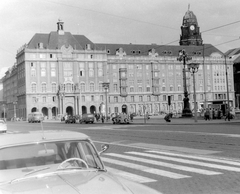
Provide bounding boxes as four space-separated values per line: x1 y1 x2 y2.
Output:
147 150 240 166
105 153 221 175
106 167 157 183
102 157 190 179
126 152 240 172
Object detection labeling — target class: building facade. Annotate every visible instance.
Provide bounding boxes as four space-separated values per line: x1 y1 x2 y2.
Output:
1 9 235 120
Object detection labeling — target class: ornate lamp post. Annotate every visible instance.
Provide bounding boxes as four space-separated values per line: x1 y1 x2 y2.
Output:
187 63 200 122
102 82 110 122
177 49 192 117
224 55 230 111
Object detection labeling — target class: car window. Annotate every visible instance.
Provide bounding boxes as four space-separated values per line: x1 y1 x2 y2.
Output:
0 140 102 170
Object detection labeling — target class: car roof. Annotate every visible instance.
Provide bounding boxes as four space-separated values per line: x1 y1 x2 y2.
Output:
0 130 90 148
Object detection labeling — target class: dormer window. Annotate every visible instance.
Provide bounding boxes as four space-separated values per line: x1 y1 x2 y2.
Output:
107 49 110 54
38 42 43 49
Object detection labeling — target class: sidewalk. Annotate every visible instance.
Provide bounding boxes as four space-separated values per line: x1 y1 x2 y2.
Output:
131 116 240 125
42 116 240 125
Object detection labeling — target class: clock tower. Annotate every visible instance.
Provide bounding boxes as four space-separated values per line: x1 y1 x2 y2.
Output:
179 6 203 46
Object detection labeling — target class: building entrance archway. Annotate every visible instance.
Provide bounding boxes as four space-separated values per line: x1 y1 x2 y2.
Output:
31 107 37 112
90 105 96 114
66 106 73 116
82 106 87 114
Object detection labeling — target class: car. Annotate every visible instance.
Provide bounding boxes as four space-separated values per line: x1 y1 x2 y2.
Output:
0 119 7 133
0 130 161 194
65 115 76 124
80 113 95 124
28 112 44 123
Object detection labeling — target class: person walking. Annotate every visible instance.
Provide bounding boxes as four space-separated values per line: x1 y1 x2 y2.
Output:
204 108 210 121
225 109 231 121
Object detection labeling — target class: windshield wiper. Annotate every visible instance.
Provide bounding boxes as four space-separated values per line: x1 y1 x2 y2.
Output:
9 167 50 184
24 166 50 176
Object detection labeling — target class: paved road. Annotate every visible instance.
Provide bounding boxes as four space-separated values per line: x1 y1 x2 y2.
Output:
6 121 240 194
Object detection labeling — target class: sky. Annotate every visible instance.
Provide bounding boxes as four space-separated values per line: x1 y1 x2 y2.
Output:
1 0 240 79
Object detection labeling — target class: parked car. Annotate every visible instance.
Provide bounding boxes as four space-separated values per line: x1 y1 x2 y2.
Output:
0 130 161 194
0 119 7 133
80 113 95 124
28 112 44 123
65 115 76 123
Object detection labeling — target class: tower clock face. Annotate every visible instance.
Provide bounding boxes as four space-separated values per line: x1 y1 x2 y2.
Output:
190 25 195 30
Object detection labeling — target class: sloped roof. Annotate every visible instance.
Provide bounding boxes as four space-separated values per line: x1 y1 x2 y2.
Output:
95 43 222 57
225 48 240 63
27 32 96 50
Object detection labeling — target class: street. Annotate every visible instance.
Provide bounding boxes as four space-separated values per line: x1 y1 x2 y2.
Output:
6 120 240 194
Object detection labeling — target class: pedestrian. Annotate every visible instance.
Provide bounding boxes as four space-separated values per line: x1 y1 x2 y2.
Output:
225 109 231 121
101 115 105 123
204 108 210 121
164 113 171 122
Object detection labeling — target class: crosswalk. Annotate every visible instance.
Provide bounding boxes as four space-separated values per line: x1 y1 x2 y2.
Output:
102 150 240 183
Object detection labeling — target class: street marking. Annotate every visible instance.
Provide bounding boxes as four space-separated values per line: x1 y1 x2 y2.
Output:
147 150 240 166
126 152 240 172
105 153 221 175
106 167 157 183
102 157 190 179
128 143 221 155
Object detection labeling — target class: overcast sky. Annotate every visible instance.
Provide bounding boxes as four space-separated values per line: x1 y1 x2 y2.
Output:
1 0 240 78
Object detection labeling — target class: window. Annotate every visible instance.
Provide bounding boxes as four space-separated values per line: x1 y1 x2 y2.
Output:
114 96 118 102
31 69 36 77
66 83 72 92
31 83 37 93
146 86 150 92
131 96 134 102
98 69 103 77
178 95 182 100
89 69 94 77
80 83 85 92
52 83 57 92
162 86 166 91
91 95 94 101
139 96 143 102
130 87 134 92
42 96 46 103
147 95 151 101
42 83 47 92
90 83 94 91
163 95 166 101
114 84 118 92
100 95 104 101
170 86 173 91
41 63 46 77
63 62 73 77
138 86 142 92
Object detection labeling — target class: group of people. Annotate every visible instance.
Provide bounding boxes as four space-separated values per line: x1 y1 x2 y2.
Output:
204 108 233 121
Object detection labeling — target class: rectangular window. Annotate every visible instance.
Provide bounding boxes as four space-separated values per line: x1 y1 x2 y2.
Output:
42 96 46 103
114 84 118 92
91 95 94 101
139 96 143 102
100 95 104 101
114 96 118 102
131 96 134 102
81 95 85 102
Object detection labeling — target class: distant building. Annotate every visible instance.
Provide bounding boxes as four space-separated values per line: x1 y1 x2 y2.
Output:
1 9 235 120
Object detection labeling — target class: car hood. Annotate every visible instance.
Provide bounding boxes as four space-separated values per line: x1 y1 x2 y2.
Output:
0 170 160 194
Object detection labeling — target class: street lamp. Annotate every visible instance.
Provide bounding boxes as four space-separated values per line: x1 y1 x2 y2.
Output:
224 55 230 112
13 101 17 119
187 63 200 122
177 49 193 117
2 104 5 120
102 82 110 122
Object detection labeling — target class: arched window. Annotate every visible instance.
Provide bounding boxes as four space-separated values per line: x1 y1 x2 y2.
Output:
80 83 85 92
90 83 94 92
66 83 72 92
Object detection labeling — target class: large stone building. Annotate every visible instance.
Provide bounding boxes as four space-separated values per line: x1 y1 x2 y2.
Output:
1 9 235 120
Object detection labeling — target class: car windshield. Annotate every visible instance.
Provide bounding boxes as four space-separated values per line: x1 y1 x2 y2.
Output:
0 140 104 182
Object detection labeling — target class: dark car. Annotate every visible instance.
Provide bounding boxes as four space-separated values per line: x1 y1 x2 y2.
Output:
65 115 76 124
80 113 95 124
